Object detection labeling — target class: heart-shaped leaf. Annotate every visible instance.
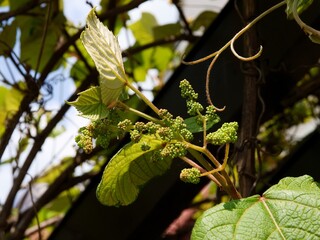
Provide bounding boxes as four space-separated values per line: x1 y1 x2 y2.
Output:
192 175 320 239
81 9 126 106
96 135 172 206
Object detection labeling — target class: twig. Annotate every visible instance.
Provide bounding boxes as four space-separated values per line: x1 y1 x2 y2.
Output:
34 0 52 78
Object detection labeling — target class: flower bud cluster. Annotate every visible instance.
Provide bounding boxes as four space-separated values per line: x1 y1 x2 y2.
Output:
205 105 220 124
180 167 201 184
75 119 125 153
179 79 205 116
75 126 94 154
206 122 238 145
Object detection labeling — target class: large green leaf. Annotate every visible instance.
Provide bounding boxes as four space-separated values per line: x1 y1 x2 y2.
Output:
81 9 126 106
192 175 320 240
96 135 171 206
68 86 108 120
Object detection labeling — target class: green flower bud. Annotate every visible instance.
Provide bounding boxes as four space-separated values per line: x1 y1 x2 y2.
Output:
130 129 141 143
179 79 198 100
157 127 174 141
180 168 201 184
117 119 133 131
206 122 238 145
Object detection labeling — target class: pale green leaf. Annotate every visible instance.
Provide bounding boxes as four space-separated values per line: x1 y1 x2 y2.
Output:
129 12 157 44
192 175 320 240
0 86 24 136
96 135 171 206
81 9 126 106
67 86 108 120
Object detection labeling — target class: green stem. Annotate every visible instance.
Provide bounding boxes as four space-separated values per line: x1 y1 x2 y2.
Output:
125 81 160 115
187 143 241 199
116 101 161 123
292 0 320 41
180 156 222 187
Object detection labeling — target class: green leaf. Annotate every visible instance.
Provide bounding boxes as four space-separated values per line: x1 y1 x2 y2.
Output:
191 11 218 31
153 23 182 40
184 116 219 133
96 135 171 206
192 175 320 240
285 0 313 19
81 9 126 106
16 11 65 72
35 157 73 184
0 86 24 136
129 12 158 44
67 86 108 120
0 20 17 55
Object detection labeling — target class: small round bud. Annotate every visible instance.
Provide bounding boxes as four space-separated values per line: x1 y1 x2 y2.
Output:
206 122 238 145
117 119 133 131
180 168 201 184
130 129 141 143
179 79 198 100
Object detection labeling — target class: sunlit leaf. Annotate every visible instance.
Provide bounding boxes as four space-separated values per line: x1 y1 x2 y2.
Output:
0 0 9 7
153 23 182 40
192 175 320 239
81 9 126 106
129 12 157 44
68 86 109 120
0 86 24 136
96 135 171 206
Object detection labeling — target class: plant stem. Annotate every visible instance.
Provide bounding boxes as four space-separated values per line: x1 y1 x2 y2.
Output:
125 81 160 115
180 156 221 187
116 101 161 123
187 143 241 199
292 0 320 41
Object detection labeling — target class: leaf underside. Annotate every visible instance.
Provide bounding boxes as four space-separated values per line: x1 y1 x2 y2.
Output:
81 9 126 106
192 175 320 240
96 135 172 206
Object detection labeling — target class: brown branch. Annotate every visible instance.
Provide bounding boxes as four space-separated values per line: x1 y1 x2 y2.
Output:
236 0 259 197
122 33 199 57
172 0 193 37
0 71 97 235
7 148 101 240
0 0 43 22
37 0 148 86
24 215 63 238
